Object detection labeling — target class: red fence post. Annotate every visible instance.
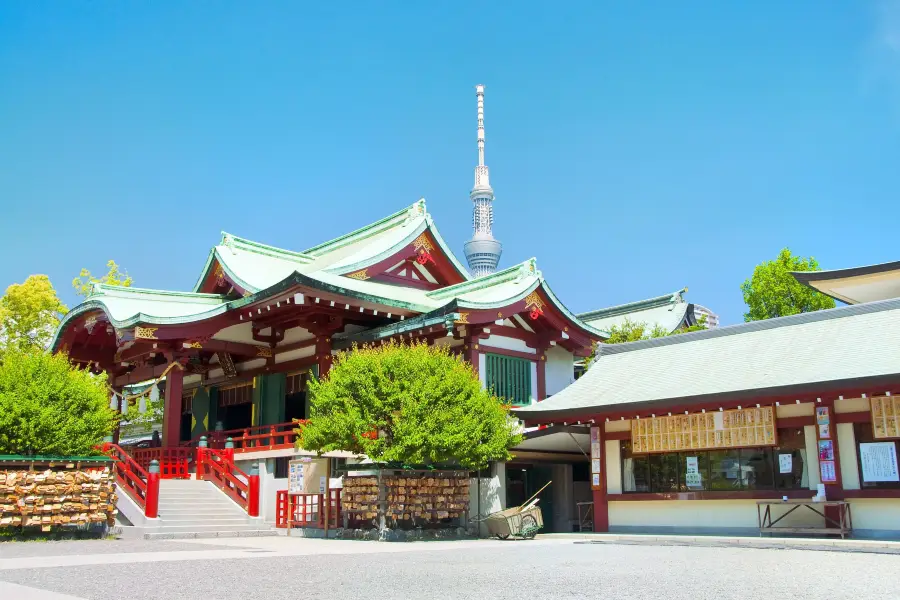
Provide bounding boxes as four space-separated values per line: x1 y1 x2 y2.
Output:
196 436 208 480
248 463 260 518
224 437 235 463
146 459 160 519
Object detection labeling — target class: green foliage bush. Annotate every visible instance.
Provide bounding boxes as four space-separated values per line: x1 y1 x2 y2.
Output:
299 341 522 469
0 350 117 456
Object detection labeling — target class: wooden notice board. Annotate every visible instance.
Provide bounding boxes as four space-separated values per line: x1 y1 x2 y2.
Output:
631 406 776 454
871 396 900 439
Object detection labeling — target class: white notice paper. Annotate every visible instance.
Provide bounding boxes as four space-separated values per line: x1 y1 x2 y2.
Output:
288 460 305 494
860 442 900 482
713 412 725 431
591 459 601 473
778 453 793 474
686 456 699 474
685 456 701 488
319 475 327 493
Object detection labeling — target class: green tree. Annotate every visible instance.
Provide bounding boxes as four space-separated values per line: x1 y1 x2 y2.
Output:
0 350 117 455
604 318 669 345
741 248 835 322
299 341 522 469
73 260 133 297
584 315 708 369
0 275 68 355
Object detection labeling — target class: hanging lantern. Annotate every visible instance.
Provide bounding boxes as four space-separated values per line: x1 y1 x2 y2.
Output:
149 383 160 403
138 395 147 414
109 394 118 410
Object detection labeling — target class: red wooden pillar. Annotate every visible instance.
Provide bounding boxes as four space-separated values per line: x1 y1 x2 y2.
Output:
145 459 160 519
466 338 480 377
248 462 261 517
162 366 183 448
536 352 547 401
315 336 333 379
816 402 844 525
592 425 609 532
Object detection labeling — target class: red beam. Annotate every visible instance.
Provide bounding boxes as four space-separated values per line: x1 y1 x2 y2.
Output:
835 411 871 424
477 344 541 362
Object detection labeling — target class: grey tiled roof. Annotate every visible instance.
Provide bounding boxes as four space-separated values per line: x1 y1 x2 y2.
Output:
515 298 900 420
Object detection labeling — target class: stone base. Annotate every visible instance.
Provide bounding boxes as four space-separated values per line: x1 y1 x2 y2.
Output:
336 526 473 542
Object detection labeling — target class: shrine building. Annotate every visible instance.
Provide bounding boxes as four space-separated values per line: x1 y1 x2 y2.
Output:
51 198 603 530
515 294 900 539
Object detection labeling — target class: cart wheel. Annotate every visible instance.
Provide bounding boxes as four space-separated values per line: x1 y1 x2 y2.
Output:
495 533 510 540
520 515 538 540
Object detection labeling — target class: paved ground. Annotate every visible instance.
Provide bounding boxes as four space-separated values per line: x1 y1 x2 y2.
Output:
1 536 898 600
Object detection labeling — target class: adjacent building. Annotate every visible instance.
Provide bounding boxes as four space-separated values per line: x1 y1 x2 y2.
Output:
516 296 900 538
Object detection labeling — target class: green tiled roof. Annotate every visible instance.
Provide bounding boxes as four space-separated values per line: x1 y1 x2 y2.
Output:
56 201 604 350
516 298 900 420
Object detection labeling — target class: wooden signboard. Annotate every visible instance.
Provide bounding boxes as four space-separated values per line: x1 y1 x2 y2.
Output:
870 396 900 439
631 406 776 454
590 427 602 490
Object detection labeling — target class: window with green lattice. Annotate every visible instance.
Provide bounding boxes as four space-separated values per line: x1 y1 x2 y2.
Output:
484 353 533 406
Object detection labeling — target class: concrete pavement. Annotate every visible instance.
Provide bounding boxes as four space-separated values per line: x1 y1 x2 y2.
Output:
1 535 899 599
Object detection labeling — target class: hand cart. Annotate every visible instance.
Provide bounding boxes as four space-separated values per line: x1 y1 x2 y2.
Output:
483 481 550 540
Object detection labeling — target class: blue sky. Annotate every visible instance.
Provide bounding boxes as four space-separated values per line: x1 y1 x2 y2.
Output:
2 1 900 325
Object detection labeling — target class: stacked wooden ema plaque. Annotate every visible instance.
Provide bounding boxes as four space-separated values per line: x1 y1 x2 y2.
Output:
0 468 118 531
342 474 469 523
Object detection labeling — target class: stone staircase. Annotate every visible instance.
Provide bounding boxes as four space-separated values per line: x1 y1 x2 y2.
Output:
142 479 276 540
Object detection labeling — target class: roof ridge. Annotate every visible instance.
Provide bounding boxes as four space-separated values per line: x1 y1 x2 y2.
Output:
578 288 687 321
597 296 900 358
219 232 314 264
90 284 228 302
303 199 427 257
426 258 539 300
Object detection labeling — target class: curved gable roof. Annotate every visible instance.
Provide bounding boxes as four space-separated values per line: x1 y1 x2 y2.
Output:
578 288 693 334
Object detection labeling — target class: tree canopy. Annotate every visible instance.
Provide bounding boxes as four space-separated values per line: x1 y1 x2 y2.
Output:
299 341 522 469
0 350 117 456
73 260 133 297
0 275 68 355
584 315 708 369
741 248 835 322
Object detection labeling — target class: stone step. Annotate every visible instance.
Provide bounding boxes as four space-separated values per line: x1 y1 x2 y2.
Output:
159 516 252 524
144 529 279 540
157 508 247 516
151 523 268 533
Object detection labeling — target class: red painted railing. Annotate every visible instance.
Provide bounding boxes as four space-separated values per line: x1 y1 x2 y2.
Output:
275 489 341 529
101 442 159 518
130 447 192 479
197 447 258 515
181 420 305 453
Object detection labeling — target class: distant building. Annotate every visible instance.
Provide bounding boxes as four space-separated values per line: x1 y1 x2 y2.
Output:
578 288 698 336
692 304 719 328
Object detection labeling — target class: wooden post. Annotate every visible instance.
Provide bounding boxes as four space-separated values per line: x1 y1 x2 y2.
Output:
324 457 331 535
592 426 609 532
146 460 160 519
162 366 183 447
536 352 547 401
248 462 260 518
196 436 208 480
816 402 844 525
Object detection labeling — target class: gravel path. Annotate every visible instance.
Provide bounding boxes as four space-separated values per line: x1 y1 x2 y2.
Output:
1 540 898 600
0 539 233 559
